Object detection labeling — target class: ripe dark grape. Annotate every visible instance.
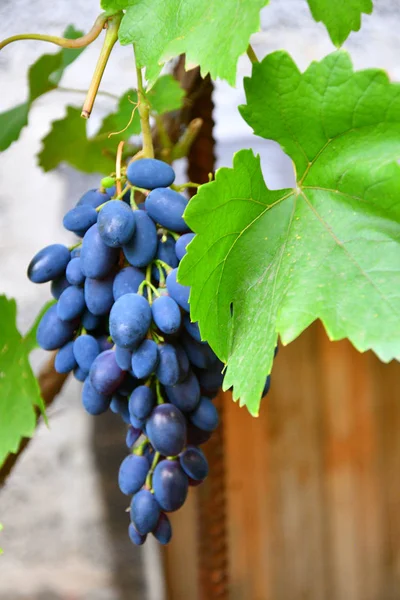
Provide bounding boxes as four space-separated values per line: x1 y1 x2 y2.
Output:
81 309 101 331
128 522 146 546
110 393 131 424
66 257 85 286
152 460 188 512
175 232 195 261
166 268 190 312
181 331 217 369
63 205 98 235
82 377 111 415
129 385 155 420
145 188 188 233
156 344 180 385
37 304 77 350
118 454 149 495
113 266 145 300
151 295 181 334
109 293 152 349
130 489 160 535
84 274 115 316
183 314 201 342
77 188 109 208
146 404 186 456
127 158 175 189
51 275 70 300
126 426 141 448
81 224 118 279
179 446 208 481
28 244 70 284
73 334 100 373
165 370 201 412
115 346 132 371
54 341 77 374
57 286 86 321
190 396 219 432
97 200 136 247
89 349 125 395
131 339 159 379
123 211 157 268
152 512 172 545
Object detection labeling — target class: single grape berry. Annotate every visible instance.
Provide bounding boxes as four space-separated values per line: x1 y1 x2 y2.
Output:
97 200 136 247
109 293 152 349
126 158 175 189
146 404 186 457
152 460 189 512
130 489 160 535
179 446 209 481
145 188 188 233
118 454 149 495
28 244 70 284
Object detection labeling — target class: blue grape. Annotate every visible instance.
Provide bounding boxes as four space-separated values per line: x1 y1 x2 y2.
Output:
145 189 188 233
123 211 157 268
97 200 135 247
28 244 70 284
73 334 100 372
66 257 85 286
262 375 271 397
196 361 224 392
89 349 125 395
115 346 132 371
80 224 118 279
54 341 77 374
129 385 155 420
118 454 149 495
51 276 70 299
81 309 101 331
174 343 190 382
179 446 208 481
126 425 141 448
113 266 145 301
57 285 85 321
181 332 217 369
131 414 145 430
110 393 131 424
37 304 77 350
151 295 181 335
152 513 172 545
156 344 180 386
153 234 178 281
84 273 114 315
77 188 109 208
128 522 146 546
146 404 186 456
81 377 111 415
183 314 201 342
152 460 188 512
130 489 160 535
109 293 152 349
166 268 190 312
127 158 175 189
63 205 97 235
175 233 195 261
131 339 159 379
190 396 219 432
74 366 87 382
186 422 212 446
165 370 200 412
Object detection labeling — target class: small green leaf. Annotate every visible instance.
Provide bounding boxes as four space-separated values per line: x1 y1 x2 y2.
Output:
100 0 128 10
147 75 184 115
306 0 373 46
119 0 268 85
0 26 84 152
0 297 43 467
39 91 140 174
180 51 400 415
0 103 29 152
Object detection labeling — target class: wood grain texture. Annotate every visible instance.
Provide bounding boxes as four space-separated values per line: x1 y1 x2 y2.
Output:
165 321 400 600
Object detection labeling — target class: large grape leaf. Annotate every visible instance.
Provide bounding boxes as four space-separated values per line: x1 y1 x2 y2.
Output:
118 0 268 85
306 0 373 46
101 0 127 10
179 51 400 416
0 297 46 467
0 26 84 152
146 75 185 115
39 90 140 173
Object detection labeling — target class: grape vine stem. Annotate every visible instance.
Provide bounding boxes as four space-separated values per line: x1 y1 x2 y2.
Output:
81 13 122 119
247 44 259 64
135 58 154 158
0 12 111 51
115 141 125 196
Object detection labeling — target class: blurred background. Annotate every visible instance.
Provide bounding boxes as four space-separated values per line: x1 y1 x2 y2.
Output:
1 1 400 599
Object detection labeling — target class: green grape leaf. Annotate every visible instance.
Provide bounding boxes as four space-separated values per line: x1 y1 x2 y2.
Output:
306 0 373 46
147 75 185 115
100 0 128 10
39 91 140 173
0 26 84 151
119 0 268 85
179 51 400 416
0 297 44 468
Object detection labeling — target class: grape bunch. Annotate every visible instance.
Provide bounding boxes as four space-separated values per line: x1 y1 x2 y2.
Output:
28 157 271 546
